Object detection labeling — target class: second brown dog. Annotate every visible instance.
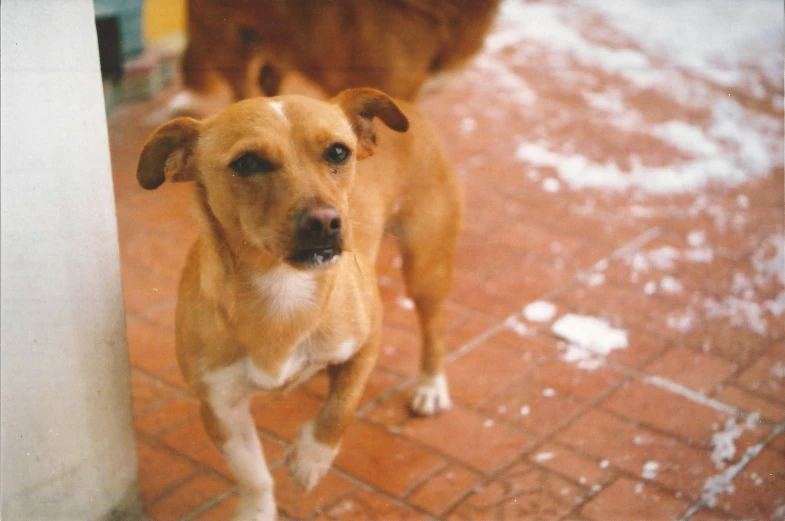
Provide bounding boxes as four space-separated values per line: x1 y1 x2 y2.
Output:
164 0 500 118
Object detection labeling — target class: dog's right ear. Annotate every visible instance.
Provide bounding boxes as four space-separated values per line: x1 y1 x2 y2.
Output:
137 117 201 190
332 88 409 159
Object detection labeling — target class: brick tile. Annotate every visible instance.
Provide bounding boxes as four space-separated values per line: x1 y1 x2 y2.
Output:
709 448 785 519
251 387 324 443
530 358 626 403
443 311 497 352
145 473 231 521
543 312 669 370
735 344 785 404
644 346 737 395
406 464 481 517
528 443 613 488
136 439 197 503
363 389 412 428
553 282 684 342
601 378 731 444
680 320 772 366
545 209 648 250
556 409 720 499
447 462 583 521
192 494 238 521
580 477 689 521
142 299 178 332
487 219 584 263
446 338 537 406
604 328 669 369
335 421 444 497
119 227 192 283
273 466 355 520
770 432 785 455
126 314 178 376
131 371 175 415
713 385 785 423
120 261 179 316
492 328 559 363
400 403 530 473
115 182 195 231
453 235 529 285
160 416 232 478
452 257 577 318
313 489 429 521
160 366 190 392
376 324 420 375
135 395 200 437
481 376 585 436
687 508 734 521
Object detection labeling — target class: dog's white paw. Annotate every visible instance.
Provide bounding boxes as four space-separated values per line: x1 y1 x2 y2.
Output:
235 491 276 521
285 421 338 491
410 372 452 416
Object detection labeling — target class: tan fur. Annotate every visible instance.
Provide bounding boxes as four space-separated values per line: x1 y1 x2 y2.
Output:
137 89 462 520
181 0 501 103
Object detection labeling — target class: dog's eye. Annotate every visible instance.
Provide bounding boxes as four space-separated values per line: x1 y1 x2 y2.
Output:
324 143 351 165
230 153 275 176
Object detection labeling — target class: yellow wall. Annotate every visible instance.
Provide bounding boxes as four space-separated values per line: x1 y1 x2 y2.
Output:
143 0 186 44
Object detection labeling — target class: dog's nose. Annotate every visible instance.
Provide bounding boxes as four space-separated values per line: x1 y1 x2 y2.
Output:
298 206 342 239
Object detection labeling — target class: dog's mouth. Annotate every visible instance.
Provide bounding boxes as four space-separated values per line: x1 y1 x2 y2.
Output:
287 247 341 268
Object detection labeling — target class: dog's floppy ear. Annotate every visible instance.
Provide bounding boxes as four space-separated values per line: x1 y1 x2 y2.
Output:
137 117 201 190
332 88 409 159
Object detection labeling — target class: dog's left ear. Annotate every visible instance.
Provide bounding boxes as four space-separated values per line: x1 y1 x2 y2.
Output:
137 117 201 190
332 88 409 159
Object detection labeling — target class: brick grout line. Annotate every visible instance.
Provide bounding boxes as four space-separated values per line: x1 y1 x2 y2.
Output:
440 371 634 519
319 466 441 521
678 421 785 521
179 486 239 521
135 430 234 484
400 461 450 500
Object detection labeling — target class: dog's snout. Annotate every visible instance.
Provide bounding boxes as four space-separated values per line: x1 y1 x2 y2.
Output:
299 206 342 238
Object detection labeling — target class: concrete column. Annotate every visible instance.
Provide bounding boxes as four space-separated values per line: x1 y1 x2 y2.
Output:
0 1 142 520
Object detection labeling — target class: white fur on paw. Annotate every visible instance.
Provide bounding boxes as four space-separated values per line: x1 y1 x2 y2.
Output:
285 421 338 491
235 492 276 521
410 372 452 416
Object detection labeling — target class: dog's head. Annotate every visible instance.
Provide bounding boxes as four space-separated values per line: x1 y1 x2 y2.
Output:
137 88 408 270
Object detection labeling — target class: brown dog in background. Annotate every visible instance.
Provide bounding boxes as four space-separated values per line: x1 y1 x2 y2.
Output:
136 88 462 520
160 0 500 118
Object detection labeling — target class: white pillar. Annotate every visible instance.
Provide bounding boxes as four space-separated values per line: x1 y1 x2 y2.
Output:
0 1 142 520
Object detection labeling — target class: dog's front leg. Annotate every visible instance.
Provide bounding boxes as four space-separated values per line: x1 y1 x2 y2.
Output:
202 397 276 521
286 339 378 490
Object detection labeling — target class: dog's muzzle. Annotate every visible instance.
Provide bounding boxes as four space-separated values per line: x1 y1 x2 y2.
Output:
288 205 343 268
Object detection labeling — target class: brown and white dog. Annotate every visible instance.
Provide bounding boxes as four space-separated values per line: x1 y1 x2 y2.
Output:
136 88 462 520
161 0 500 119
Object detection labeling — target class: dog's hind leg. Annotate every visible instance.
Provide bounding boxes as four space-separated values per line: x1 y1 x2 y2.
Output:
398 184 463 416
201 385 276 521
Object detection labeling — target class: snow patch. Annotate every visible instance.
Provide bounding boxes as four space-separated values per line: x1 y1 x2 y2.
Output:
505 316 529 336
551 314 628 356
523 300 557 322
642 461 659 480
534 452 555 463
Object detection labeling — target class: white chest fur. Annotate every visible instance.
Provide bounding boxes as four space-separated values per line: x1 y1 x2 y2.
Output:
252 265 317 314
206 336 358 396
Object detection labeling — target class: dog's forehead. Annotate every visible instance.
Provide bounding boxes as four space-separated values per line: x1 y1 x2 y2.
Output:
203 96 354 145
